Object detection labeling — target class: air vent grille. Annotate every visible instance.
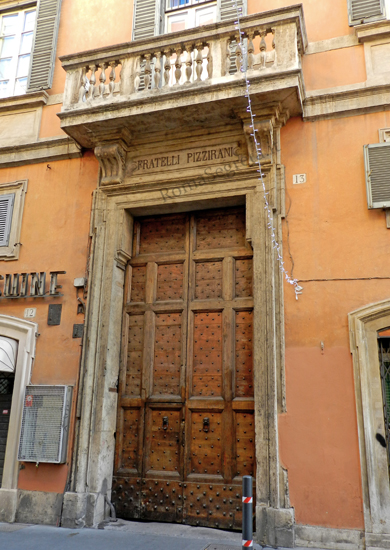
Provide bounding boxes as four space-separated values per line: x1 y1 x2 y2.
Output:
18 385 72 464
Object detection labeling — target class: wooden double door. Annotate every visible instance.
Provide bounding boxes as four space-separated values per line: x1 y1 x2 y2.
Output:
112 207 255 529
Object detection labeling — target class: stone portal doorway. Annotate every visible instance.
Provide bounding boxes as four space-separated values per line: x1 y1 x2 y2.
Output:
112 206 256 529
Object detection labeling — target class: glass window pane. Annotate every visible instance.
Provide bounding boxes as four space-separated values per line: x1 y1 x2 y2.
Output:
195 5 217 26
14 77 27 95
0 80 10 98
16 54 30 78
0 36 15 58
24 10 36 32
2 14 19 36
0 58 12 80
20 32 33 55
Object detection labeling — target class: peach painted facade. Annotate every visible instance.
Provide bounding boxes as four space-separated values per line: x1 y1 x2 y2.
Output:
0 0 389 548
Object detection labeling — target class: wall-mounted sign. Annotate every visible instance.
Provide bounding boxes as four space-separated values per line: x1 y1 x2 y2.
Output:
0 271 65 299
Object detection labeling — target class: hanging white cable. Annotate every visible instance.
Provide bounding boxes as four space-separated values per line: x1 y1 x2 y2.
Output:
231 2 303 299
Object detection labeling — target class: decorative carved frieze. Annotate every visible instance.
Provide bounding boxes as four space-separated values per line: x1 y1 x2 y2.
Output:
95 142 127 186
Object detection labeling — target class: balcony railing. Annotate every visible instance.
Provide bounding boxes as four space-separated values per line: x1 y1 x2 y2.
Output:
60 6 306 110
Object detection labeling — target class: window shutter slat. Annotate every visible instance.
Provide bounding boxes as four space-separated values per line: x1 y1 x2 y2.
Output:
348 0 385 25
0 194 15 247
27 0 62 92
364 143 390 208
133 0 159 41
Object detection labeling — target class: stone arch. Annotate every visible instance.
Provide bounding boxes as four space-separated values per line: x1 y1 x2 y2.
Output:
0 315 37 522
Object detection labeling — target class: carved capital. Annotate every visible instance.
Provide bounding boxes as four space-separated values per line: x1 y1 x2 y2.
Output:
242 119 274 166
236 105 289 167
95 142 127 185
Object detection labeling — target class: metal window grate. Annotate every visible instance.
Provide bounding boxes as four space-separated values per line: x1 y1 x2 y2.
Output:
0 372 14 395
378 338 390 477
18 385 72 464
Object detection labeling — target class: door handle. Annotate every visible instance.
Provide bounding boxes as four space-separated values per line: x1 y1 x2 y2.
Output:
203 417 209 433
162 416 168 430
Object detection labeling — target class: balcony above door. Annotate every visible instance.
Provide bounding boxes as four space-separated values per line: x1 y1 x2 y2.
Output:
58 5 307 149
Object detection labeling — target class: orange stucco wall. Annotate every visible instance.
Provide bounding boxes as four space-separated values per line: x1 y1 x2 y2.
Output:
248 0 353 42
278 112 390 528
0 153 98 492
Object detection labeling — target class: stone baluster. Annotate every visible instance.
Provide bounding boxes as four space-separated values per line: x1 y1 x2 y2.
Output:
109 61 116 96
260 31 267 69
154 51 162 88
144 54 152 90
174 47 182 85
235 38 242 73
185 44 193 84
195 42 203 81
87 64 97 101
271 27 277 66
134 56 141 92
226 40 231 75
79 67 87 103
207 48 213 79
247 32 255 71
163 49 172 87
99 63 107 97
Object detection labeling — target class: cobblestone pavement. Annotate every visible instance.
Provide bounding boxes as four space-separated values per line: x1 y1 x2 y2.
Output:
0 519 327 550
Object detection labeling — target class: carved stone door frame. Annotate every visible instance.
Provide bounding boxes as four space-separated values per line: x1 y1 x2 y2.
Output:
62 112 294 546
349 300 390 549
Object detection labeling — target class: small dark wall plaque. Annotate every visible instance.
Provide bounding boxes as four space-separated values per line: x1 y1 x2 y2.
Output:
47 304 62 326
72 324 84 338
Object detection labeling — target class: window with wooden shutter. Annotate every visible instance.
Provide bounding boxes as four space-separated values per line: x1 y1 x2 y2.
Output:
0 194 14 247
219 0 245 22
27 0 62 92
364 143 390 209
133 0 162 40
348 0 385 25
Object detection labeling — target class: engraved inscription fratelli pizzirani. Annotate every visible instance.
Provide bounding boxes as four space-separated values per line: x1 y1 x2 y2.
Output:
130 145 241 173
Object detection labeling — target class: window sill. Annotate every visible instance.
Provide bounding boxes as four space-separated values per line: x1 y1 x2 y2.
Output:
0 90 48 113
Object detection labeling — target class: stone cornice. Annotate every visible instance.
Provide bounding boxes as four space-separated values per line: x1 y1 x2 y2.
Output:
0 136 82 167
303 83 390 121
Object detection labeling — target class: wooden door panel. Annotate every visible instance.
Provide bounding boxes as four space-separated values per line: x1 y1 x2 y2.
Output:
144 407 182 476
152 312 183 397
235 411 255 478
183 482 242 529
195 210 247 250
195 261 223 300
234 258 253 298
189 410 224 477
138 215 187 255
129 265 147 303
156 262 184 301
191 311 223 398
118 407 142 473
125 313 144 398
141 479 183 523
234 310 254 398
